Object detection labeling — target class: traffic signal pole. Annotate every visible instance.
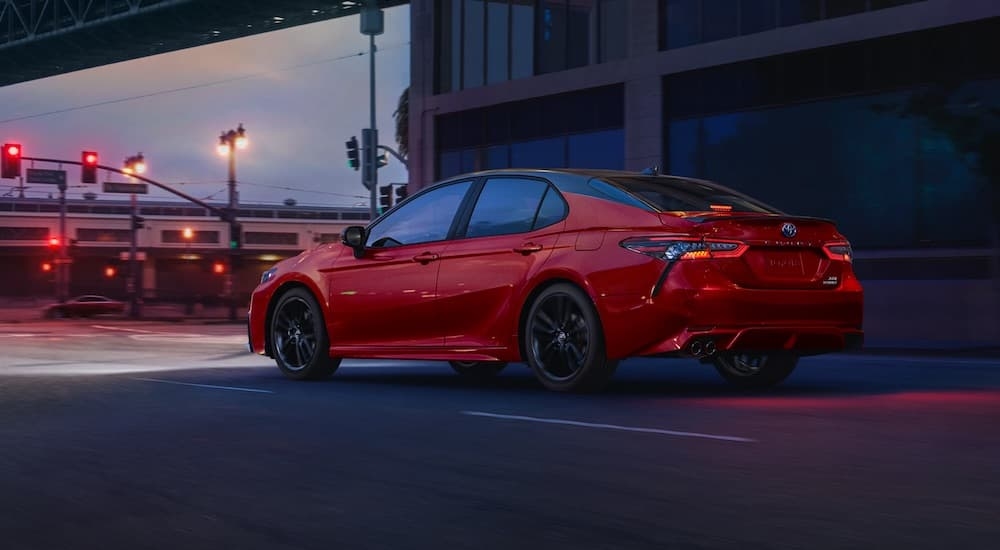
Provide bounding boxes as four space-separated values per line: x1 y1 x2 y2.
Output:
361 1 383 221
21 154 238 319
128 193 141 318
57 175 68 303
226 145 239 322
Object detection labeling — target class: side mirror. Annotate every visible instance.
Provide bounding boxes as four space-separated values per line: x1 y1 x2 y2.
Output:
341 225 366 258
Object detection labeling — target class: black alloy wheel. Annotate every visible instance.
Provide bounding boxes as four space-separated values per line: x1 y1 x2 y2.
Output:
448 360 508 379
270 288 340 380
524 283 618 392
712 352 798 389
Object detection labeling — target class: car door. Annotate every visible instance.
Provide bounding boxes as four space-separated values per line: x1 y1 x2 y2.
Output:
436 176 568 350
326 179 474 349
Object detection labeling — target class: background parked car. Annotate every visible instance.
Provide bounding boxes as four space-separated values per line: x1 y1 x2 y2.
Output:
43 295 126 318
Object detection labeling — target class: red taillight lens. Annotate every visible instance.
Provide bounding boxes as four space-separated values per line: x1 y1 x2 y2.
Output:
823 242 853 263
621 237 747 261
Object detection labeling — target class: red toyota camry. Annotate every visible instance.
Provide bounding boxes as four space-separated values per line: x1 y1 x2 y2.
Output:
248 169 863 392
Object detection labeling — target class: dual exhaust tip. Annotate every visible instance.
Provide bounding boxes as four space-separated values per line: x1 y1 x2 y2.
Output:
688 338 717 357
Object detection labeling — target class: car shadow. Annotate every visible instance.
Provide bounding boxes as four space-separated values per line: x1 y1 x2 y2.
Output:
316 361 992 401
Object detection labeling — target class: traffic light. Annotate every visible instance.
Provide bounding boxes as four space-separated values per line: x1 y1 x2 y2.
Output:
345 136 360 170
229 223 242 249
81 151 98 183
131 215 145 230
212 261 225 275
48 236 60 249
379 185 393 211
377 152 388 168
2 143 21 179
104 265 117 278
395 185 408 204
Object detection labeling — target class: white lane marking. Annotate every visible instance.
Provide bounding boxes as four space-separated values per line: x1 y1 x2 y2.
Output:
462 411 755 443
92 325 160 334
132 377 274 394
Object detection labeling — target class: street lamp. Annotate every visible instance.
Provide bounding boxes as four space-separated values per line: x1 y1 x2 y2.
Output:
217 123 247 321
122 153 146 175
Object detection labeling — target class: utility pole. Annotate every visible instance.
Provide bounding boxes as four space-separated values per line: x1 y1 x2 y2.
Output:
57 171 69 303
217 124 247 322
361 0 384 221
128 193 141 318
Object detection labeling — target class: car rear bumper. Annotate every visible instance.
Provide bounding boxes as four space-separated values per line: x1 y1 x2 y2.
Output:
599 282 864 358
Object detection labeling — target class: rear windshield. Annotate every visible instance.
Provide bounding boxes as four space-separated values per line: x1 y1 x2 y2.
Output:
592 175 781 214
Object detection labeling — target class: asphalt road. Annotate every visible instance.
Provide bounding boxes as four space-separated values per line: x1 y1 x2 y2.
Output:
1 320 999 550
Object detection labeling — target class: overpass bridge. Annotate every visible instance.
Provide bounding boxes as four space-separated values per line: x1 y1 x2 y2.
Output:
0 0 407 88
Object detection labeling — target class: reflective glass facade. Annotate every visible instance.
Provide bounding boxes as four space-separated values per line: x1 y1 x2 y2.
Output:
665 19 1000 250
437 85 625 179
660 0 927 49
437 0 628 93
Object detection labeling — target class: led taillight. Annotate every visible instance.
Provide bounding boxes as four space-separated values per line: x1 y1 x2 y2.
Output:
823 242 853 263
621 237 747 261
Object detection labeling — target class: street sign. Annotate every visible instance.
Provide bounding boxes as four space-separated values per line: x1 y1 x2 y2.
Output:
103 181 148 194
25 168 67 186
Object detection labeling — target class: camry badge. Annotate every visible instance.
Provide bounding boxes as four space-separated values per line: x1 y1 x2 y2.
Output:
781 223 797 238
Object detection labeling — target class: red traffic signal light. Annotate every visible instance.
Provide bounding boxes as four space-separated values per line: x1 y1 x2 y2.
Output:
48 236 60 248
81 151 98 183
212 262 225 275
2 143 22 179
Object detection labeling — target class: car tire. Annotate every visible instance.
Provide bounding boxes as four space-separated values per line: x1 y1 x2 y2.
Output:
523 283 618 392
448 360 508 379
270 288 341 380
712 352 798 389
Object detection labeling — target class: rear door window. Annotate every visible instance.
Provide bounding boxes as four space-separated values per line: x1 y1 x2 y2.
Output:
465 177 558 238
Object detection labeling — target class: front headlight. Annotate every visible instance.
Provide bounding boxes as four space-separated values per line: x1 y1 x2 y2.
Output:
260 267 278 284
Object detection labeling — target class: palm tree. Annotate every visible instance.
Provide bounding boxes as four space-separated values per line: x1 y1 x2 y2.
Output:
393 86 408 159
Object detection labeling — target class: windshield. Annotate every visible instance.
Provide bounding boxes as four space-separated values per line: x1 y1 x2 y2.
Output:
595 175 781 215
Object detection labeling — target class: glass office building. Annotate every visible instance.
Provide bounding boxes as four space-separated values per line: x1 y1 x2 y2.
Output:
408 1 1000 345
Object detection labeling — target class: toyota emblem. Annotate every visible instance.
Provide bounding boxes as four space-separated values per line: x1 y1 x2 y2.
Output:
781 223 797 238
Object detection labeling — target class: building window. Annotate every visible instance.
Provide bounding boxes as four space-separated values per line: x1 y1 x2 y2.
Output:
437 85 624 178
436 0 624 93
511 0 535 79
661 0 929 50
463 0 486 89
663 20 1000 249
486 0 510 84
77 228 131 243
162 230 219 244
0 226 48 241
245 232 299 246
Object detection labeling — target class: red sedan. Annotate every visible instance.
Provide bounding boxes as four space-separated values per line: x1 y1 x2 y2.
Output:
248 169 863 392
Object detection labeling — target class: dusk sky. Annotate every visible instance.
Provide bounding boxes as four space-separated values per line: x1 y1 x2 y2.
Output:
0 5 410 208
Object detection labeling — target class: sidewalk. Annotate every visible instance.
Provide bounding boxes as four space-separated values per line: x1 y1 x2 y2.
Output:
0 298 242 324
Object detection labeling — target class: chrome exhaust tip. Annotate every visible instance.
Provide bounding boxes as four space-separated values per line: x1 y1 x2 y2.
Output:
703 340 717 356
689 340 704 356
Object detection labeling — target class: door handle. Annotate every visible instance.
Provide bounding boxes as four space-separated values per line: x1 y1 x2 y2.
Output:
514 243 543 255
413 252 439 264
